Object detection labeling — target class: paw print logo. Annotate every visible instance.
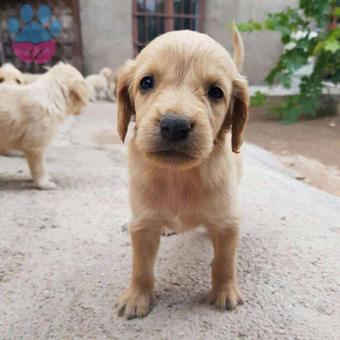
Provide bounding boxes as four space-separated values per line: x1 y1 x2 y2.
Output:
7 4 61 64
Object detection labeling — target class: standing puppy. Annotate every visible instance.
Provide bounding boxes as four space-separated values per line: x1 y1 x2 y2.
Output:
0 63 88 189
116 26 249 319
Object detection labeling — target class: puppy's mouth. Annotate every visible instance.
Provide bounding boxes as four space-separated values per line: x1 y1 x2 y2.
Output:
148 149 196 163
136 127 208 169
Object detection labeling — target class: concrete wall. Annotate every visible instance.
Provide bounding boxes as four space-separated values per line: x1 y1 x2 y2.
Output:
205 0 297 84
79 0 132 75
79 0 297 84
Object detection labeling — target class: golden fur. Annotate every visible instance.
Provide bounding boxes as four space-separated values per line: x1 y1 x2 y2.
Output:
0 63 89 189
115 27 249 319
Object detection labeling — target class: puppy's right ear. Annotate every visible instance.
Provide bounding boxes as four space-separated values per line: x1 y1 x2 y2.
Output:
117 60 135 142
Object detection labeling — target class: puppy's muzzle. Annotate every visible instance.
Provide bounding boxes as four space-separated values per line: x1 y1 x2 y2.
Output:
160 114 192 142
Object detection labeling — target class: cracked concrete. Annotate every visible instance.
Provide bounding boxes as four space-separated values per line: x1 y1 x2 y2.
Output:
0 103 339 339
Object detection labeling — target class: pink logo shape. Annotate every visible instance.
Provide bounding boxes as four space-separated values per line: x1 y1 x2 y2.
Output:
12 40 56 64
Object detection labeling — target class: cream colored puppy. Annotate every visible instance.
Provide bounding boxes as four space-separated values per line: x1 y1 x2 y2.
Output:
0 63 27 156
0 63 26 85
115 26 249 319
85 67 115 102
0 63 89 189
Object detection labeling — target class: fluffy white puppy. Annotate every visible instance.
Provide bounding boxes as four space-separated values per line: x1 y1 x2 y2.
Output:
0 63 89 189
0 63 27 156
85 67 115 102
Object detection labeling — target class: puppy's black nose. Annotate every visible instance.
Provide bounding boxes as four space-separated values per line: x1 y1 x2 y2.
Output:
160 115 191 142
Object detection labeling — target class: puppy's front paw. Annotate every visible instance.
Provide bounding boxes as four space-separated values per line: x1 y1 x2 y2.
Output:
161 227 176 237
208 284 244 311
35 179 57 190
116 288 151 319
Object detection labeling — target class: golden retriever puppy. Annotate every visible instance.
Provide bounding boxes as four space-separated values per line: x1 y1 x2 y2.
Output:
0 63 88 189
0 63 26 85
85 67 115 102
115 25 249 319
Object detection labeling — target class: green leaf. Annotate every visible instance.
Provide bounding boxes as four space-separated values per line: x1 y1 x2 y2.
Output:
237 21 263 32
324 40 340 53
250 91 267 107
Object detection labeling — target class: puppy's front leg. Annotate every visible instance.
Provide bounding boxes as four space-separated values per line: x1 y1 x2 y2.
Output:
116 224 161 319
0 148 10 156
207 226 243 311
24 149 56 190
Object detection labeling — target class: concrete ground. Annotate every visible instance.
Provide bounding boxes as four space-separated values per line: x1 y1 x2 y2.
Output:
0 103 339 340
246 109 340 197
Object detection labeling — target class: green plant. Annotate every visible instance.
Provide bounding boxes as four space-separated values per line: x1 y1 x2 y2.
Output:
250 90 267 107
238 0 340 122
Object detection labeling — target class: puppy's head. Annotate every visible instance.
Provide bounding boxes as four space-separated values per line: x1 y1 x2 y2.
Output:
48 62 89 115
0 63 26 85
100 67 114 80
117 27 249 170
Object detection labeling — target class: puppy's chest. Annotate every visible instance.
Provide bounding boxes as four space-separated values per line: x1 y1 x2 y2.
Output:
144 172 207 214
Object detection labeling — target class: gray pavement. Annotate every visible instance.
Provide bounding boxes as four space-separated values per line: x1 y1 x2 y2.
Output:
0 103 339 339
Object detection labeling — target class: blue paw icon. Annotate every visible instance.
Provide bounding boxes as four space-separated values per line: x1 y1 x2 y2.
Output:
7 4 61 64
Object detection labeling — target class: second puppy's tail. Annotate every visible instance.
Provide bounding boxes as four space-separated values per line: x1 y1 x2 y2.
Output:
232 21 245 72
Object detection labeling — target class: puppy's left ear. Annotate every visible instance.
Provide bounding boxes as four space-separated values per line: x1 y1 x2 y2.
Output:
225 76 249 153
70 80 89 107
117 60 135 142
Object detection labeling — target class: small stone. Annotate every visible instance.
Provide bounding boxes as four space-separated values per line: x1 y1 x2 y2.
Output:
121 223 128 232
295 176 305 181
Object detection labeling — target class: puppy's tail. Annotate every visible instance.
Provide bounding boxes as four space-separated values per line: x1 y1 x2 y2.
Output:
232 21 245 72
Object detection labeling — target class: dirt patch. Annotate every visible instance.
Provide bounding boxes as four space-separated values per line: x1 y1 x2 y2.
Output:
281 155 340 197
0 249 25 282
246 111 340 196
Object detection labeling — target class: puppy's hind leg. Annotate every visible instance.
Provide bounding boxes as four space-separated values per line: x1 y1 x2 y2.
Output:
207 225 243 311
24 149 57 190
116 222 161 319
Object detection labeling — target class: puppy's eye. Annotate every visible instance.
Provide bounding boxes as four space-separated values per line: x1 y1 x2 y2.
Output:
0 78 3 83
140 76 154 91
16 79 21 84
207 86 224 100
